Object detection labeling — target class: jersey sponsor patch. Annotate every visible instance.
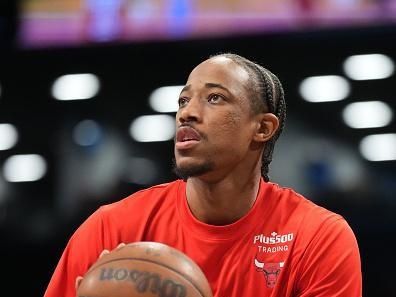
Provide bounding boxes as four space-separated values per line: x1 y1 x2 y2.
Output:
253 231 294 254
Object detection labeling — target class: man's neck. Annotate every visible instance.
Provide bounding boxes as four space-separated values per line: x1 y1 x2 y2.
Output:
185 172 262 225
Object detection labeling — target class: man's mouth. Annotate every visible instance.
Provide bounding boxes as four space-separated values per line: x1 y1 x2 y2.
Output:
176 126 201 142
175 126 201 149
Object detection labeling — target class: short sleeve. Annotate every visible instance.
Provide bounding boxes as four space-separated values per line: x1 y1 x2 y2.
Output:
295 217 362 297
43 207 108 297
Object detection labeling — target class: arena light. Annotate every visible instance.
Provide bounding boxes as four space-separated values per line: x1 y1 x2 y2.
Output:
129 115 175 142
3 154 47 182
52 73 100 100
359 133 396 161
149 86 183 113
299 75 350 102
342 101 393 129
0 123 18 150
343 54 394 80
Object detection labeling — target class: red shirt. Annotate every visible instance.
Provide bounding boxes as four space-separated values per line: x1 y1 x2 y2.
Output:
44 179 362 297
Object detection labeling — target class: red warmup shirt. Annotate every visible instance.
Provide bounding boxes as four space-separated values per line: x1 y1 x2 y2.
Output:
44 179 362 297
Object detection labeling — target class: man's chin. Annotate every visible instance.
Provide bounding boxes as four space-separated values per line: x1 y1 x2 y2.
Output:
172 159 214 180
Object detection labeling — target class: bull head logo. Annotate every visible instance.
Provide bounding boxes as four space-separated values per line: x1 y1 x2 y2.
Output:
254 258 284 288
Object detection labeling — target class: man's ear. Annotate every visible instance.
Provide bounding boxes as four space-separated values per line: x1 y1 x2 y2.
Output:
253 113 280 143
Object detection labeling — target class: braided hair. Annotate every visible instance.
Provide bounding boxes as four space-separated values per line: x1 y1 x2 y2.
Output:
211 53 287 182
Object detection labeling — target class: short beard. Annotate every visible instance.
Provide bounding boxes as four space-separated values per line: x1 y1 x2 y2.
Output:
172 158 214 181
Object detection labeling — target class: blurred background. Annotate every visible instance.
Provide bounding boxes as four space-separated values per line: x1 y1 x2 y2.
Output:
0 0 395 296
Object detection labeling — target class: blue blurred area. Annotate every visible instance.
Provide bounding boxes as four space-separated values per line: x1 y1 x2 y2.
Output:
167 0 193 37
85 0 124 41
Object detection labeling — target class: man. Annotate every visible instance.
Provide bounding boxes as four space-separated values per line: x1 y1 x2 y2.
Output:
44 53 362 297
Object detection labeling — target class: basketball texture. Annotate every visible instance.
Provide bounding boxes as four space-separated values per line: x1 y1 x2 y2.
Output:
77 241 213 297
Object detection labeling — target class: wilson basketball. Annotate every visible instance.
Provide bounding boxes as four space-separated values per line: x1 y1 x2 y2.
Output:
76 241 213 297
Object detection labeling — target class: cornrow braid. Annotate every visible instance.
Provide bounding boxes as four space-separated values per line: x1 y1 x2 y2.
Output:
259 69 276 113
259 70 286 181
211 53 287 182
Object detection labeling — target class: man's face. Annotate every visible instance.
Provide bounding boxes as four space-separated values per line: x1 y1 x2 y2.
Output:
174 56 260 180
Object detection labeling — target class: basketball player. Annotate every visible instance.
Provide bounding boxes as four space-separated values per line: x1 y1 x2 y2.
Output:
44 53 362 297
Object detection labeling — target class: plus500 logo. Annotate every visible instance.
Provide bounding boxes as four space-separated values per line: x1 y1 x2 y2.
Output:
254 232 294 245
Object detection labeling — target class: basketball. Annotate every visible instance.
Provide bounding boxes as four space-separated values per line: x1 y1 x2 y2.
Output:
76 241 213 297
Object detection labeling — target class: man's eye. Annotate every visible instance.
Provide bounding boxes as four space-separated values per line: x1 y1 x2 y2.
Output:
208 94 222 104
178 97 188 107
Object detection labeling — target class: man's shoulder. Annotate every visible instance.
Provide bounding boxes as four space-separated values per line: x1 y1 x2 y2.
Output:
267 181 344 225
100 179 183 212
132 179 182 197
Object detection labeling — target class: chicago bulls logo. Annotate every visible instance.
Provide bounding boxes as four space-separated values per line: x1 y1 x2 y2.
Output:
254 258 284 288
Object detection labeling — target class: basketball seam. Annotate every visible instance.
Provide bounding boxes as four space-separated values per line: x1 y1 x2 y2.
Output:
88 257 206 297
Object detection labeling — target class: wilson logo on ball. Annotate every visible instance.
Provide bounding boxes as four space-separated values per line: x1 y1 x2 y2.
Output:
99 267 187 297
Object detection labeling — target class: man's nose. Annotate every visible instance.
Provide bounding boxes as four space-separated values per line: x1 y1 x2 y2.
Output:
177 98 202 124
